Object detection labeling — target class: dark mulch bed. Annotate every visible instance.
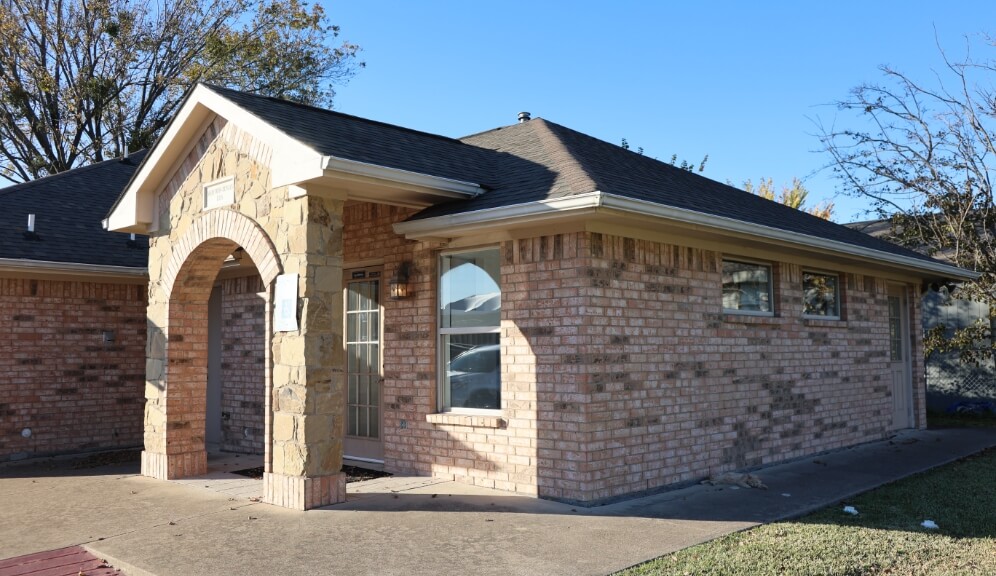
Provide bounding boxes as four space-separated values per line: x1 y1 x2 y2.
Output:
231 464 391 483
70 449 143 469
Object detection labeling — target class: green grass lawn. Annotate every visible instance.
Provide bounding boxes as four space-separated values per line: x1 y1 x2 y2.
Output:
618 416 996 576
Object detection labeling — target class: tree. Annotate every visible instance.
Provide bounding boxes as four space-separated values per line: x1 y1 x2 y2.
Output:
0 0 362 183
743 177 834 220
620 138 709 172
817 35 996 362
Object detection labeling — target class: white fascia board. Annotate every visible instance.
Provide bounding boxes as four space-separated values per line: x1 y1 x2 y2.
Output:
0 258 148 278
107 84 319 232
393 191 604 236
599 194 978 280
394 191 977 280
323 156 483 198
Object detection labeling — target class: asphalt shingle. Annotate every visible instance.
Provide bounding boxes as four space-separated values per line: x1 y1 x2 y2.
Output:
0 151 148 268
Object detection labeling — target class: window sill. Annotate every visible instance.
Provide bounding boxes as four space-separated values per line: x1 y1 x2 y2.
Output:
722 313 779 325
426 412 506 429
803 317 846 327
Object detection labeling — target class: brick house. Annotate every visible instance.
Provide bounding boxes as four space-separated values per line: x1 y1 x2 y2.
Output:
1 151 275 462
0 154 149 461
98 83 974 510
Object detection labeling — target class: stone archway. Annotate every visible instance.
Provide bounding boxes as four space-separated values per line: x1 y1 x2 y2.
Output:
143 209 281 480
143 201 348 510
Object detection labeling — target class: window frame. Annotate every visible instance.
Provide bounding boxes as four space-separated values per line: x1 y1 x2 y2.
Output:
721 258 775 316
437 246 502 414
801 269 842 320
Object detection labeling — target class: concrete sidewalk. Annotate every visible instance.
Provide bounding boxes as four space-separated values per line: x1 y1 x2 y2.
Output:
2 427 994 576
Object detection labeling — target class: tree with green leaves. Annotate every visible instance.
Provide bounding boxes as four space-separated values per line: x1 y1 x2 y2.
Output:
743 177 834 220
0 0 362 183
818 35 996 362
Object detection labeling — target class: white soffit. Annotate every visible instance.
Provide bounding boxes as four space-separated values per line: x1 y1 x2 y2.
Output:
393 192 977 281
106 84 320 233
107 85 484 233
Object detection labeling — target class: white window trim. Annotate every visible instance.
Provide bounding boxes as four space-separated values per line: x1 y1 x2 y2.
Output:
721 258 775 317
437 246 502 414
802 269 841 320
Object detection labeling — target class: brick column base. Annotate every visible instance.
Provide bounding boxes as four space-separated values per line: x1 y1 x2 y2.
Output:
141 450 207 480
263 472 346 510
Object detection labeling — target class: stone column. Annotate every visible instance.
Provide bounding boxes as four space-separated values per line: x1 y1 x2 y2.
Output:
264 193 347 509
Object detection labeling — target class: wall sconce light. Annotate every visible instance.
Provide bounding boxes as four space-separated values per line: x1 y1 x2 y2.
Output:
389 261 413 300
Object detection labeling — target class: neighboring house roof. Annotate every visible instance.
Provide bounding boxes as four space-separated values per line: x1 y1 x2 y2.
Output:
106 84 974 280
0 151 148 273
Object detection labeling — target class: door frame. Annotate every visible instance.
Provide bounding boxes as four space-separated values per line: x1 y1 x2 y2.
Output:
887 284 914 429
343 266 385 465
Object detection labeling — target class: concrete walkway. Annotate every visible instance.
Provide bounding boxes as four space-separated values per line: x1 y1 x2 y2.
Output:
1 428 994 576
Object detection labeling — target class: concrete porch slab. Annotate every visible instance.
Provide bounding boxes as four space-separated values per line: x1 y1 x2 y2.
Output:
1 428 994 576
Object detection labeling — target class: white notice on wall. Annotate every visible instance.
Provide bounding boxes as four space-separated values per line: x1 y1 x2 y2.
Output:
274 273 299 332
203 177 235 210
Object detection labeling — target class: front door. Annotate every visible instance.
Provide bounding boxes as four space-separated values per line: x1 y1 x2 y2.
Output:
888 285 913 429
344 269 384 463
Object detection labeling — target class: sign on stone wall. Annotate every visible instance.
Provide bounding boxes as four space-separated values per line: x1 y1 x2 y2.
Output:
203 177 235 210
274 273 299 332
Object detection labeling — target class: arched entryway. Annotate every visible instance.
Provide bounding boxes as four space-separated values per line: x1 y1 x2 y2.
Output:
143 210 281 479
142 199 349 510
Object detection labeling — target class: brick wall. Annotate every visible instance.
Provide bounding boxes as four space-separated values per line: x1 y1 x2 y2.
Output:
342 207 922 504
568 232 920 503
219 275 266 453
0 278 146 461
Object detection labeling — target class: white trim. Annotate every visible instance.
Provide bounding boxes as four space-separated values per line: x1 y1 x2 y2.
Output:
324 156 482 197
0 258 147 277
394 191 977 280
108 84 319 232
342 455 384 465
203 176 235 210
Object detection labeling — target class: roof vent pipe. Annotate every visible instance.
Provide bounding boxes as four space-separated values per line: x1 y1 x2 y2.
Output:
27 214 35 233
518 111 531 123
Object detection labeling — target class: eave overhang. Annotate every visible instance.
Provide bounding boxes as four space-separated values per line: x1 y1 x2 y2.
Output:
106 84 484 233
0 258 148 282
394 191 979 282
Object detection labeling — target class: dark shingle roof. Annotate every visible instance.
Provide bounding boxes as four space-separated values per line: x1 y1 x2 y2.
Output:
0 151 148 268
204 85 499 186
409 118 943 266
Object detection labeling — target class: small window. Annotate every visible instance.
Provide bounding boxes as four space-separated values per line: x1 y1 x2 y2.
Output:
803 271 840 318
722 260 773 314
439 248 501 411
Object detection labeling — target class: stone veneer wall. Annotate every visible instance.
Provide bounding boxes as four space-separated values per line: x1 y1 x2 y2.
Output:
0 278 146 461
145 119 348 508
219 275 266 454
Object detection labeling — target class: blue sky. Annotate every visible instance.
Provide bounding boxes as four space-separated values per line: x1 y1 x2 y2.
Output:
327 0 993 222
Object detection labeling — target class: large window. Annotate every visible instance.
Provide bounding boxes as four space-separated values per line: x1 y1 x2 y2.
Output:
439 248 501 411
803 271 840 318
722 259 773 314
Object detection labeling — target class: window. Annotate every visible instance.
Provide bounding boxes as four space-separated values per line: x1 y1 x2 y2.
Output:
722 260 773 314
803 271 840 318
888 295 903 361
439 248 501 411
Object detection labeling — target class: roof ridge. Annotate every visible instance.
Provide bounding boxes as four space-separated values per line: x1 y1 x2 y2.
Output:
203 84 474 148
0 152 144 197
527 119 600 194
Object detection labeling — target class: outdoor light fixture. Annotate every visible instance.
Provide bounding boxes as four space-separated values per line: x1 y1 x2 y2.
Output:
389 261 413 300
